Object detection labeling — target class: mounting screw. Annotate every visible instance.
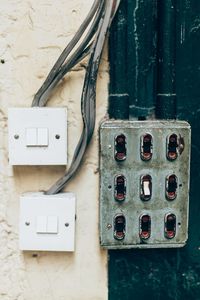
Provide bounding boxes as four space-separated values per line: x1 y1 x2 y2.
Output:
107 224 112 229
65 223 69 227
25 222 30 226
14 134 19 140
55 134 60 139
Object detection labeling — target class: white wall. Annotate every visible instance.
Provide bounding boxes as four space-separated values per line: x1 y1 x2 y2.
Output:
0 1 108 299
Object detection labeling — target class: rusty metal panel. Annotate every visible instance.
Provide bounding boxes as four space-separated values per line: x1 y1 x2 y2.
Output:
100 120 191 249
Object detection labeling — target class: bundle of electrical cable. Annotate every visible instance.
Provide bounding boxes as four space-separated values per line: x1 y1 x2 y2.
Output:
31 0 121 194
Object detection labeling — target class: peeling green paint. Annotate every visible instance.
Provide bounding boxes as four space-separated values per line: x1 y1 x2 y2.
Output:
108 0 200 299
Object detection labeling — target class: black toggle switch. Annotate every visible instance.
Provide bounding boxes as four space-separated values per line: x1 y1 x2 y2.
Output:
167 134 178 161
115 134 126 161
115 175 126 201
141 134 153 161
165 213 176 239
140 175 152 201
114 214 126 240
166 175 177 200
140 215 151 240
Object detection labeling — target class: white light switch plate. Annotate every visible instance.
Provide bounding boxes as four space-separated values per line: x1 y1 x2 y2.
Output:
19 192 76 252
8 108 67 165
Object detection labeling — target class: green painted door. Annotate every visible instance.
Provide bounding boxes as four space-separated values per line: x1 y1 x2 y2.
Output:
108 1 200 299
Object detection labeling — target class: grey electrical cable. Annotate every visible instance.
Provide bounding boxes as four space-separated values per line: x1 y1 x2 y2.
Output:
72 0 121 154
37 43 92 107
110 0 121 24
64 0 121 158
45 28 103 194
46 0 120 195
46 16 106 192
32 0 100 107
37 0 105 107
34 0 122 108
46 0 121 194
32 0 101 107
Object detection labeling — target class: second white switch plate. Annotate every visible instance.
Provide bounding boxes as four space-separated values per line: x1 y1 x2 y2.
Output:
8 108 67 165
19 192 76 252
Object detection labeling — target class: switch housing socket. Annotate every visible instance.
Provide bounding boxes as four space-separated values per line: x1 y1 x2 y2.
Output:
99 120 191 249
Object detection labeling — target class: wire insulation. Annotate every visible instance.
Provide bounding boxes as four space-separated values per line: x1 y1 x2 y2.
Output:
46 0 120 194
37 1 105 107
30 0 121 194
32 0 101 107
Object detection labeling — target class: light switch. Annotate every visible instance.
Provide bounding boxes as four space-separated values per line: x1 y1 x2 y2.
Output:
8 108 67 165
19 192 76 252
100 120 191 249
144 181 151 196
36 216 47 233
47 216 58 234
26 128 37 146
37 128 49 147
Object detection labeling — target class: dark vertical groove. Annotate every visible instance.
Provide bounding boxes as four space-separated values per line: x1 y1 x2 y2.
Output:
108 1 129 120
156 0 177 119
128 0 157 119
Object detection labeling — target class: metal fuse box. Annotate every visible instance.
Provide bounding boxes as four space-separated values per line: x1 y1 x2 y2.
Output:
99 120 191 249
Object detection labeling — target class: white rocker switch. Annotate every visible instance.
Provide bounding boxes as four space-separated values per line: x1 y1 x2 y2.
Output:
36 216 47 233
47 216 58 234
26 128 37 147
37 128 49 147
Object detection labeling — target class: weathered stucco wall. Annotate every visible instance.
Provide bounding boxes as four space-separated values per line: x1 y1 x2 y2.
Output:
0 1 108 299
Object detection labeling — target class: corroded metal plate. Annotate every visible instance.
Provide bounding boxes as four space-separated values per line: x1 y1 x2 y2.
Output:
99 120 191 249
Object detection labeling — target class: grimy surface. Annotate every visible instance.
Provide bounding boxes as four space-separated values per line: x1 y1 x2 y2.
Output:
100 121 191 249
108 1 200 299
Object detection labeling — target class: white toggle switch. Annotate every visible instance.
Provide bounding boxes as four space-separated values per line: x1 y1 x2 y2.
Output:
26 128 37 146
47 216 58 234
140 175 152 201
36 216 47 233
37 128 49 147
143 181 151 196
36 215 58 234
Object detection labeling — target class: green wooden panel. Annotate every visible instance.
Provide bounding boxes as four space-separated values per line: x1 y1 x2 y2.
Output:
109 0 157 119
108 1 200 299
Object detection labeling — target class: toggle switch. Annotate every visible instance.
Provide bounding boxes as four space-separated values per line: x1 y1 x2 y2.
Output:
114 175 126 201
140 214 151 240
167 134 178 161
165 213 176 239
36 215 47 233
115 134 126 161
114 214 126 240
140 175 152 201
166 174 177 200
37 128 49 147
26 128 37 146
47 216 58 234
141 134 153 161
